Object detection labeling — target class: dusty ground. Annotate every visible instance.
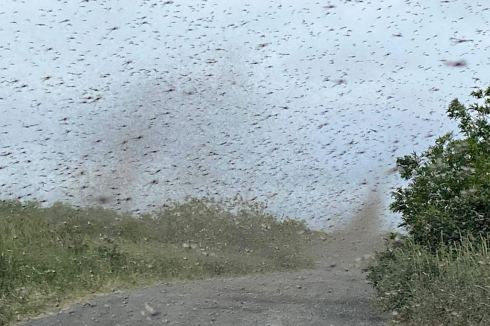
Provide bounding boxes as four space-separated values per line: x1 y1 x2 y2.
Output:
20 191 389 326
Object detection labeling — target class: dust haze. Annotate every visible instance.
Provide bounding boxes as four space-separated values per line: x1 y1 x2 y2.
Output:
313 186 387 270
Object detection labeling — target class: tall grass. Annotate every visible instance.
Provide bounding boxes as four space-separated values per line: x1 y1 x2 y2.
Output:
367 233 490 325
0 198 315 325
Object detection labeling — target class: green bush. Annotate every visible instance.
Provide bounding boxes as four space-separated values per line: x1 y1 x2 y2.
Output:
390 86 490 249
367 234 490 325
367 86 490 325
366 233 441 313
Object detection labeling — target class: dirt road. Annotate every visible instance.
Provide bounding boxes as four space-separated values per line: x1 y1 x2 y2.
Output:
20 193 388 326
20 239 386 326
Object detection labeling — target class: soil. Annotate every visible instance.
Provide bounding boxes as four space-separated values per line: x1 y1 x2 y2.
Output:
19 191 389 326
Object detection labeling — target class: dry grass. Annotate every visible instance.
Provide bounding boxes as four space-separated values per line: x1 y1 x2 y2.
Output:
0 198 315 325
367 233 490 325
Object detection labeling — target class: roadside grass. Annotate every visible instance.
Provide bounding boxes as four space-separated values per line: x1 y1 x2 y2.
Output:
367 233 490 326
0 198 316 325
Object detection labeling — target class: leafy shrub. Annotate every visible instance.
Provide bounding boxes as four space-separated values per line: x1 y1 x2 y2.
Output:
367 234 490 325
390 86 490 249
366 233 440 313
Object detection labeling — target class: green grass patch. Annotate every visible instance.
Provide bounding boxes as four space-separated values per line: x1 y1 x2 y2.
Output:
367 233 490 325
0 197 315 325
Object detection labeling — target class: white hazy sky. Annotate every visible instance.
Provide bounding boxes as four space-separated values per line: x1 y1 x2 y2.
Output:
0 0 489 231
